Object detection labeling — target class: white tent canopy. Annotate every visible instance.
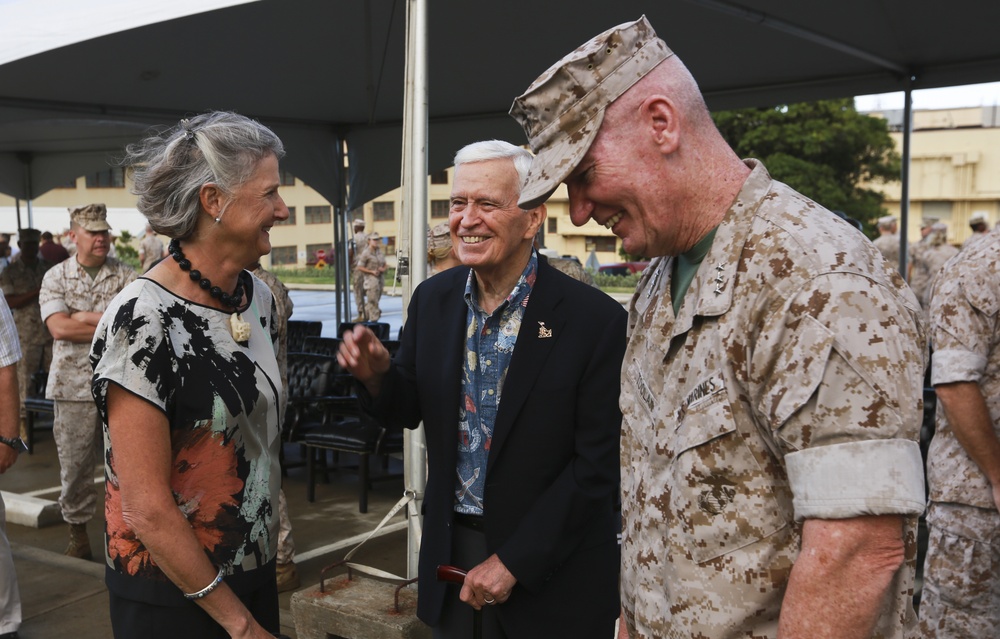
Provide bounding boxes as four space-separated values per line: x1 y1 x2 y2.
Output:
2 0 1000 208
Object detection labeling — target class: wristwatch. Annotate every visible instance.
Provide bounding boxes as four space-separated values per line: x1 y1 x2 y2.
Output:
0 436 27 453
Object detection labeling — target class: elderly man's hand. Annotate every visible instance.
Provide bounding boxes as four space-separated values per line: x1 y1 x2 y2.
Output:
459 554 517 610
337 325 391 396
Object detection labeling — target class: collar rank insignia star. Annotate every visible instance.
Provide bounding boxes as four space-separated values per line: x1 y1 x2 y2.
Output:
714 263 727 295
538 322 553 339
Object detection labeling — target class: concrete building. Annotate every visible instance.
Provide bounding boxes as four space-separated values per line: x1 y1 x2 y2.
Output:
867 106 1000 245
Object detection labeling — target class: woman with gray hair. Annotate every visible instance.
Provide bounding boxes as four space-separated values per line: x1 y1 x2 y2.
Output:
91 111 289 638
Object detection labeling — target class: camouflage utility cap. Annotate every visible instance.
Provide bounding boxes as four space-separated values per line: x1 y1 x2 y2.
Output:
509 15 673 209
70 204 111 232
970 211 988 225
428 222 451 252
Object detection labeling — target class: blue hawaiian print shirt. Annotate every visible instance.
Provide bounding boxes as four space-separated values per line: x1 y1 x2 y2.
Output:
454 251 538 515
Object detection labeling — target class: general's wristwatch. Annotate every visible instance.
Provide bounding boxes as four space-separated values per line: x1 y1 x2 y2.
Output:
0 436 27 453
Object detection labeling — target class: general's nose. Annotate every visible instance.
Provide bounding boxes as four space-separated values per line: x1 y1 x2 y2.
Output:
566 182 595 227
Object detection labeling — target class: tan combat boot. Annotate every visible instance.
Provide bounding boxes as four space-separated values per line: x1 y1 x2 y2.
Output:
275 561 301 593
65 523 93 560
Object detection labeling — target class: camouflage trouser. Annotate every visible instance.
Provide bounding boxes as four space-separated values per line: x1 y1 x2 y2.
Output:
919 502 1000 637
0 495 21 634
363 275 382 321
52 400 102 524
15 339 50 419
352 269 366 319
277 488 295 564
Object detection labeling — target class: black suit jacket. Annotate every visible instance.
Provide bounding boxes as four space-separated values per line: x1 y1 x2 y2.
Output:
367 257 626 638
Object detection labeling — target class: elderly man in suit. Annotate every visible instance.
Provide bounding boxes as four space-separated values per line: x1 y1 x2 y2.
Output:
338 139 625 639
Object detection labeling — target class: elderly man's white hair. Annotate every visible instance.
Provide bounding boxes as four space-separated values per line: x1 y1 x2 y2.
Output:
453 140 533 199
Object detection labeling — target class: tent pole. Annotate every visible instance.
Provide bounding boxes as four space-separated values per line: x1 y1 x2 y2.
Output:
401 0 428 582
19 152 31 229
899 78 913 279
335 136 348 326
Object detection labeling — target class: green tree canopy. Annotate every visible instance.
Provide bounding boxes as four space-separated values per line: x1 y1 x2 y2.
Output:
712 98 900 237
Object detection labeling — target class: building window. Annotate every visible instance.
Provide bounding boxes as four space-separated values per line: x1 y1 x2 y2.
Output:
585 236 617 253
430 169 449 184
305 205 332 224
547 218 558 233
275 206 296 226
431 199 450 219
85 167 125 188
384 236 396 254
373 201 394 221
270 245 297 265
279 170 296 186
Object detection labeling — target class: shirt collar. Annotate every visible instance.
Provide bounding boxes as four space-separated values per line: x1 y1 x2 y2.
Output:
464 250 539 316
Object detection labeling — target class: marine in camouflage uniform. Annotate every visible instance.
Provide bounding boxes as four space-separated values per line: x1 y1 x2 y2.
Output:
618 161 926 638
357 235 386 321
351 221 368 320
251 263 299 591
511 16 928 638
873 215 903 272
0 229 53 434
39 205 136 559
920 227 1000 637
909 223 958 308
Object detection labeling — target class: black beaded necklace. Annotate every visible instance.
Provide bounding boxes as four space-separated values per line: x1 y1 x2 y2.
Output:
168 239 244 310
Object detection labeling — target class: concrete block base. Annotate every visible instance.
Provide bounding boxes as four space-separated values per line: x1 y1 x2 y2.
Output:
291 576 431 639
2 491 63 528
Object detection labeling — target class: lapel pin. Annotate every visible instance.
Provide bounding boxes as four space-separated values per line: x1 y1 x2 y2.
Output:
538 321 553 339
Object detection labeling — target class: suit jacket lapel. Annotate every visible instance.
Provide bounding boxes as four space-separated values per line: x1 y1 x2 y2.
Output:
435 268 472 464
487 260 565 474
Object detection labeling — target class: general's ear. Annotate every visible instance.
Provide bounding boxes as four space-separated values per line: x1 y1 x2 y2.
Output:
641 95 680 155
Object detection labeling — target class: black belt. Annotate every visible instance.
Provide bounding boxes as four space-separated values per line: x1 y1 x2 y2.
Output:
454 512 485 531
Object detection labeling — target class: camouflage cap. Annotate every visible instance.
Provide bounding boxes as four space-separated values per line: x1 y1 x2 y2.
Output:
353 218 366 228
427 222 451 252
509 16 673 209
17 228 41 243
920 217 939 229
70 203 111 232
970 211 988 225
876 215 896 228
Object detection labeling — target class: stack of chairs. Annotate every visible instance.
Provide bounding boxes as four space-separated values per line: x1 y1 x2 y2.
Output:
283 330 403 513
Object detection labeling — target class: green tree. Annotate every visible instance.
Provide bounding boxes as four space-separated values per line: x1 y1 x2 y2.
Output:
115 229 141 271
712 98 900 237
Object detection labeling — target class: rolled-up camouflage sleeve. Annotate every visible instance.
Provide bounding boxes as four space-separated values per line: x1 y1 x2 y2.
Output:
929 258 997 387
760 273 927 521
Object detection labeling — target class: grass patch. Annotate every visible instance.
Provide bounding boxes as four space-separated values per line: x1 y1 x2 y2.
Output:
271 267 395 285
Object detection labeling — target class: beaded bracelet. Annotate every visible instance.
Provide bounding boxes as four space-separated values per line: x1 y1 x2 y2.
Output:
183 568 225 600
